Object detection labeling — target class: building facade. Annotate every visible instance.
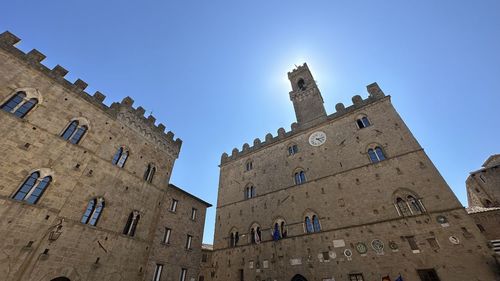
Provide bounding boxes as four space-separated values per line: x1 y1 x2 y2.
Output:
0 31 210 281
212 63 499 281
466 154 500 256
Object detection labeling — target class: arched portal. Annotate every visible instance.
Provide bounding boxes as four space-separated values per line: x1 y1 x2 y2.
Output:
291 274 308 281
51 277 70 281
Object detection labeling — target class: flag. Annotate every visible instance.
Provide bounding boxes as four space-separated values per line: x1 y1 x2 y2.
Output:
395 274 403 281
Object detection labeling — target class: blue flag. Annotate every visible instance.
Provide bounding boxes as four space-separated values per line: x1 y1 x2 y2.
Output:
395 274 403 281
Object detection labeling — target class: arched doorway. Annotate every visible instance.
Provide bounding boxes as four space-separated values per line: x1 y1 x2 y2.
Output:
291 274 308 281
51 277 70 281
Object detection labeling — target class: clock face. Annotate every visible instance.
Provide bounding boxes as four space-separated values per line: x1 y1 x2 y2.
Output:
308 131 326 146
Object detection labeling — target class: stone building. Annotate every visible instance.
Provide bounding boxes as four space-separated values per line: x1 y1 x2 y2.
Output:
211 63 499 281
0 31 211 281
199 244 215 281
466 154 500 255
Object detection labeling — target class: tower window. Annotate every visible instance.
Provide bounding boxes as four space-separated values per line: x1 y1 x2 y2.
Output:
123 210 140 237
1 91 38 118
288 144 299 155
368 146 386 163
250 225 262 244
356 116 371 129
81 198 105 226
229 230 239 247
297 78 306 90
12 171 52 204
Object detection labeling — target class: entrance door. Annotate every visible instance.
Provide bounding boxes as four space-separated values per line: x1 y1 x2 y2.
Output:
291 274 308 281
51 277 70 281
417 269 440 281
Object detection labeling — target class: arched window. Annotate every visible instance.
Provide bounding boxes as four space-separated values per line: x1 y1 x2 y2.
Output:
288 144 299 155
368 146 386 163
245 161 253 171
395 197 411 216
245 185 255 199
280 221 287 238
1 91 38 118
144 164 156 183
295 170 306 185
407 195 424 214
123 210 140 237
61 120 88 144
305 216 313 233
297 78 306 90
356 116 371 129
112 147 129 168
12 171 52 204
250 225 262 244
312 215 321 232
229 229 239 247
81 198 105 226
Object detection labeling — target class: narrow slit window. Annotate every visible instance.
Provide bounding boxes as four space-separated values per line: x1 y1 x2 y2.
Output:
163 228 171 244
170 199 178 212
153 264 163 281
179 268 187 281
191 208 197 220
123 211 140 237
186 235 193 250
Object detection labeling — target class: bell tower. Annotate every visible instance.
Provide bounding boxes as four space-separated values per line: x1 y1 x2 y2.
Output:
288 63 327 125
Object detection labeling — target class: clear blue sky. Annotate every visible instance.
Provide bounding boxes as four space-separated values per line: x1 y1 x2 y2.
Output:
2 1 499 244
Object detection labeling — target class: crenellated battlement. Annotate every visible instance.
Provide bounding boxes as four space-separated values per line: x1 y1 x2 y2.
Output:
0 31 181 157
220 83 386 165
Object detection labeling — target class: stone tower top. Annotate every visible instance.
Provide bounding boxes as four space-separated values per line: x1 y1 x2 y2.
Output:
288 63 327 125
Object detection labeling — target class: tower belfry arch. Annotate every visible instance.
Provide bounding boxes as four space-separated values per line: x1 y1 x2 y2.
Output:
291 274 308 281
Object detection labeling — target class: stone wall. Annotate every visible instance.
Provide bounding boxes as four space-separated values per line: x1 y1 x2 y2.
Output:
0 31 210 281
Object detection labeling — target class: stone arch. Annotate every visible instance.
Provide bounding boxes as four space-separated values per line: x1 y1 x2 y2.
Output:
291 274 308 281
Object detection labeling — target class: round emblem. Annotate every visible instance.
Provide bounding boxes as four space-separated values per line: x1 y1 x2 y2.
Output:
344 249 353 257
389 241 399 250
308 131 326 146
449 236 460 245
436 215 448 224
355 242 368 254
371 239 384 253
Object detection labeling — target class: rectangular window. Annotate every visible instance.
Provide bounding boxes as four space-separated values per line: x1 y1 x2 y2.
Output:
202 253 207 263
427 238 440 250
153 264 163 281
170 199 178 212
406 236 420 252
349 273 364 281
186 235 192 250
239 269 244 281
163 228 171 244
179 268 187 281
417 269 440 281
191 208 197 220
